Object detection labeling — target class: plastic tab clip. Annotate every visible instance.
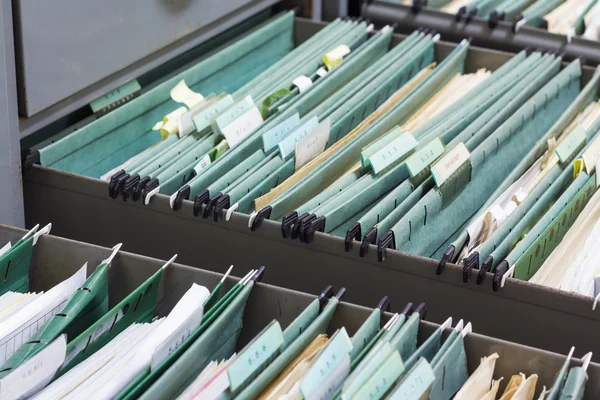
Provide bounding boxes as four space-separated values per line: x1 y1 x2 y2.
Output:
436 245 455 275
344 223 361 252
462 252 479 283
281 211 299 239
360 227 378 258
377 231 396 262
193 189 211 217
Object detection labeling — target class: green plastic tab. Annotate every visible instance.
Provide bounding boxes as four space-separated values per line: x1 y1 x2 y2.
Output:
300 327 352 398
227 320 284 394
367 132 418 174
556 124 587 164
387 358 435 400
90 79 141 113
406 138 445 186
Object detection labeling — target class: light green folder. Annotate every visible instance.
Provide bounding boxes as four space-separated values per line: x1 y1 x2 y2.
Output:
179 26 393 207
235 296 340 400
385 60 581 260
559 367 588 399
266 41 471 221
518 0 566 28
35 12 298 178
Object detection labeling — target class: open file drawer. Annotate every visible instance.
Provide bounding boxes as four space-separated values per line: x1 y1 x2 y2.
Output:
23 18 600 356
13 0 281 117
1 223 599 398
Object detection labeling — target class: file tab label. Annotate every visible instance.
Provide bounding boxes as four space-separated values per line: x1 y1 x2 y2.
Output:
556 124 586 163
582 130 600 174
262 113 300 152
215 95 255 133
278 116 319 159
406 138 445 179
90 79 141 113
221 106 263 148
368 132 418 174
387 358 435 400
300 328 353 397
431 142 470 187
355 350 405 400
227 320 284 394
295 119 330 171
170 80 204 109
193 154 212 176
192 94 234 133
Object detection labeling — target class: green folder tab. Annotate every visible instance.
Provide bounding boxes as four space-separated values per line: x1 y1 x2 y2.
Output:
406 137 445 178
556 124 587 163
354 350 404 400
300 327 353 398
227 320 284 394
215 95 255 133
278 116 319 158
368 132 418 174
193 94 234 132
90 79 141 113
387 358 435 400
262 113 300 152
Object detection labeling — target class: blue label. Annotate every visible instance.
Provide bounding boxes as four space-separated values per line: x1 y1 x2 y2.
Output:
262 113 301 152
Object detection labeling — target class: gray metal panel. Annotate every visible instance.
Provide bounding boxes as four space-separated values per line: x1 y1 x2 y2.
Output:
22 166 600 358
0 0 24 227
1 223 599 398
362 0 600 66
13 0 279 120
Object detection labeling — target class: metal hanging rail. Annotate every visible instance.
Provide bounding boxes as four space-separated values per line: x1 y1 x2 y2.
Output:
362 0 600 65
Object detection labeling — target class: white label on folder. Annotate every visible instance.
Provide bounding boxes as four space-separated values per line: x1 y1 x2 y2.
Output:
278 117 319 159
406 137 446 178
293 76 313 93
387 358 435 400
262 113 300 152
157 107 187 138
556 124 586 163
150 305 205 371
306 356 350 400
192 95 234 133
227 321 284 393
368 132 418 174
300 328 353 398
583 131 600 174
193 154 212 176
0 335 67 400
89 79 141 113
431 142 470 186
170 80 204 109
295 119 330 171
221 106 263 148
215 95 255 133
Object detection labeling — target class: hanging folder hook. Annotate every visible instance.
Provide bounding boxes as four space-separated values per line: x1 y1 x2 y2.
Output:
122 174 141 202
221 265 234 283
415 303 428 320
251 266 266 282
582 352 593 371
0 242 12 257
143 180 160 206
477 256 494 285
203 193 223 219
281 211 299 239
440 317 453 331
493 260 510 291
101 243 123 265
377 231 396 262
240 269 256 285
318 285 334 311
249 206 272 231
213 194 231 222
377 296 392 312
192 190 210 217
401 302 414 316
22 224 40 241
293 213 314 240
108 170 128 199
132 176 150 202
360 227 378 257
304 217 326 244
498 264 515 290
225 202 238 222
171 185 191 212
462 252 479 283
592 293 600 310
32 223 52 246
160 254 178 270
461 322 473 337
455 319 464 332
437 245 455 275
344 222 361 252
